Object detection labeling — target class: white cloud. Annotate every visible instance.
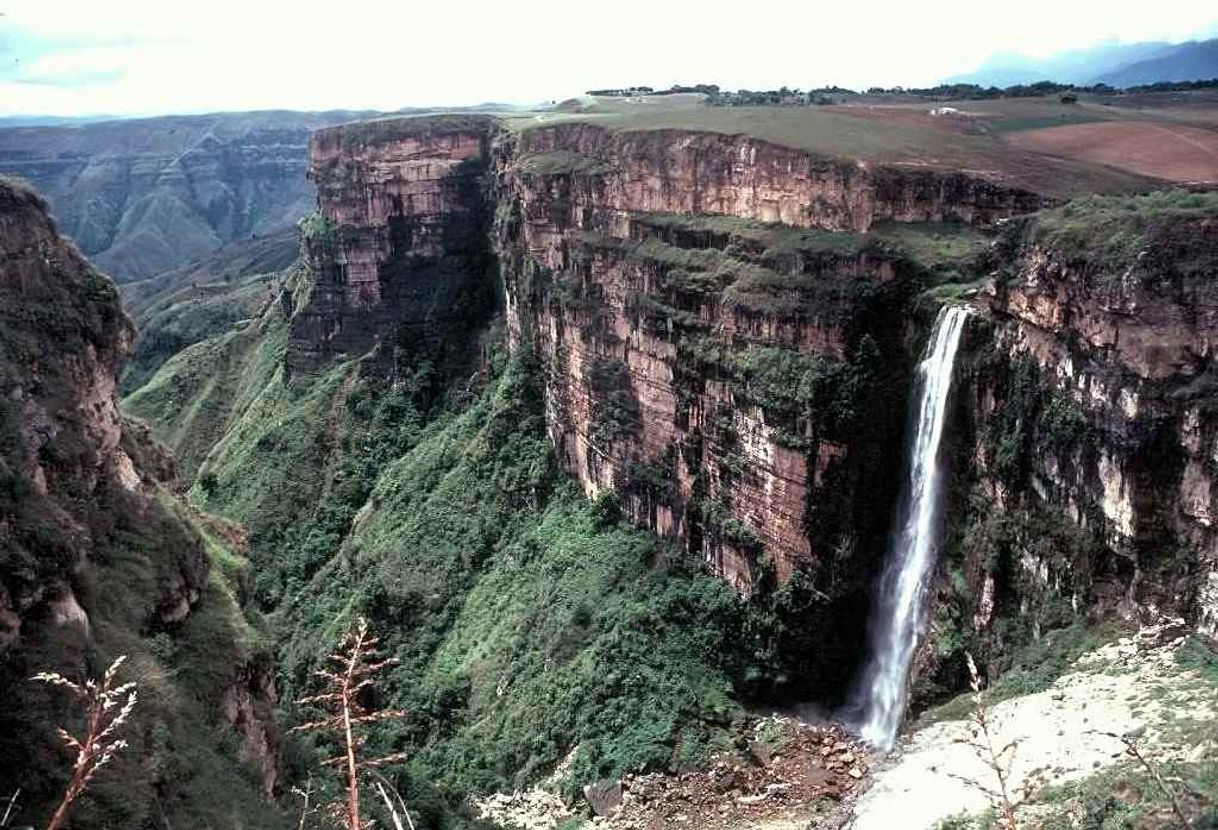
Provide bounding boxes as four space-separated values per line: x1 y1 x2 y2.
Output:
1 0 1215 116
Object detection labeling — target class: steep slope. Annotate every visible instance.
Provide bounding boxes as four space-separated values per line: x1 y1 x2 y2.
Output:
0 177 284 828
305 115 1218 720
114 225 299 397
0 111 377 280
119 226 299 319
123 225 805 821
918 190 1218 705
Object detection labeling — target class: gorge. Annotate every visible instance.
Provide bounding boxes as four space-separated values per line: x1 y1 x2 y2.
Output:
2 93 1217 829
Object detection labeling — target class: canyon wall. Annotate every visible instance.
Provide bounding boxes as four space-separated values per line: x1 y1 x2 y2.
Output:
300 116 1217 676
0 177 280 823
290 116 499 375
509 124 1043 232
494 123 1043 595
935 208 1218 680
302 116 1044 599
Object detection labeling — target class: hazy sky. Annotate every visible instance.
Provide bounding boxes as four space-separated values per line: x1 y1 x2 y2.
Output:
2 0 1215 116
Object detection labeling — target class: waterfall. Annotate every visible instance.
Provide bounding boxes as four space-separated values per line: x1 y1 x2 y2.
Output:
850 304 969 750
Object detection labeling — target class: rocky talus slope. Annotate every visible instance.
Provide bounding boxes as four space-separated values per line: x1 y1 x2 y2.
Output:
0 176 282 828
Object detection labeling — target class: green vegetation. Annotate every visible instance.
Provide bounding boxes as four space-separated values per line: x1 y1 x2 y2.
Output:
1030 189 1218 273
1028 760 1218 829
121 269 282 393
124 268 802 815
869 220 992 273
122 274 300 480
265 353 785 803
298 210 338 242
919 620 1128 725
509 99 986 166
586 356 641 444
515 150 612 175
1178 635 1218 685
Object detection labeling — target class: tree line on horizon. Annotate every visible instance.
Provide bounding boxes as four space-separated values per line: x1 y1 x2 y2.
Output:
585 77 1218 104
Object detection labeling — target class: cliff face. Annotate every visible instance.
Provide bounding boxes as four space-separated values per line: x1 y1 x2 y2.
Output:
299 117 1047 598
301 118 1217 703
0 177 280 823
290 116 499 375
940 203 1218 668
0 177 151 646
494 123 1043 595
510 124 1043 233
296 116 1054 700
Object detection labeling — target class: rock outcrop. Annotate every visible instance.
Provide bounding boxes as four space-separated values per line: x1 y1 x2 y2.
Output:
301 115 1042 595
290 115 498 375
0 176 280 824
509 123 1043 233
943 203 1218 662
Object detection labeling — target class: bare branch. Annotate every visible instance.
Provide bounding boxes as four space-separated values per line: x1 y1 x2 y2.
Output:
36 656 137 830
291 617 409 829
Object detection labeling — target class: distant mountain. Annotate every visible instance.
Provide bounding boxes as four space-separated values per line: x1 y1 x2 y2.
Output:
1096 40 1218 86
0 110 382 281
946 38 1218 88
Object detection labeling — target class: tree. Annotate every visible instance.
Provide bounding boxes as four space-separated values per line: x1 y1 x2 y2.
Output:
33 656 138 830
291 617 407 830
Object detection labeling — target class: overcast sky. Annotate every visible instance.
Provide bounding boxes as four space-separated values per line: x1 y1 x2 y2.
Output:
1 0 1215 117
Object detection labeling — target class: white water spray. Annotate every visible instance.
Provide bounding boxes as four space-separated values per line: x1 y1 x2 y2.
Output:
851 304 969 750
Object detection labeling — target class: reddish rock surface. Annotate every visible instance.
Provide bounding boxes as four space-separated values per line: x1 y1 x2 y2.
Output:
602 720 870 829
511 123 1043 232
966 218 1218 634
301 114 1045 594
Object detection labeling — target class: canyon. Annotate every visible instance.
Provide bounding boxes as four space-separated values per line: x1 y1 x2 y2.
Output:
3 96 1216 829
302 113 1217 666
0 111 378 280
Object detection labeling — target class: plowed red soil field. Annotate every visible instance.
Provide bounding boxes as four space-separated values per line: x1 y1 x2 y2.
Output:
1006 121 1218 182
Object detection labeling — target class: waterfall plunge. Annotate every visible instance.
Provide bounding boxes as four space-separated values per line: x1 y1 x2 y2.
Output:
851 305 969 750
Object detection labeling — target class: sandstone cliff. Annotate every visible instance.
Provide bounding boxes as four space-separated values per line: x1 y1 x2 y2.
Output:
932 195 1218 691
301 115 1043 594
297 116 1218 719
291 115 499 375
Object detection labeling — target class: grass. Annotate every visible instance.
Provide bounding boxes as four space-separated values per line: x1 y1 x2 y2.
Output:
122 289 295 480
514 149 613 175
271 354 771 799
1029 189 1218 273
510 98 986 164
983 113 1111 133
869 221 992 271
121 269 281 393
1029 760 1218 829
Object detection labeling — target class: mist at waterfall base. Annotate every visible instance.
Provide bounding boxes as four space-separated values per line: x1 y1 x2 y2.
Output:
841 305 969 750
